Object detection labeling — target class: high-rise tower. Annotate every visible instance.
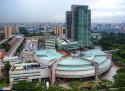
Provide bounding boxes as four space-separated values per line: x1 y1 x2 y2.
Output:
4 26 12 39
66 5 92 47
66 11 72 39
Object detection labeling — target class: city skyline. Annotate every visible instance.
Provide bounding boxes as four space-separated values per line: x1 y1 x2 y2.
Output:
0 0 125 23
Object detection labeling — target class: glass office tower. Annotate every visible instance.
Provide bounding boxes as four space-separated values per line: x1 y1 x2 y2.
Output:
66 5 92 47
66 11 72 39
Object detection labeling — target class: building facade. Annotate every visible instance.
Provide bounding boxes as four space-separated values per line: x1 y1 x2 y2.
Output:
57 39 80 50
4 26 12 39
66 11 72 39
66 5 92 47
9 63 50 83
45 38 56 49
9 49 112 84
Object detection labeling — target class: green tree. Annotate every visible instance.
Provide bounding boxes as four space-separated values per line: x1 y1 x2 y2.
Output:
19 27 29 36
4 62 11 84
114 69 125 88
68 81 82 91
33 82 45 91
13 80 33 91
46 85 68 91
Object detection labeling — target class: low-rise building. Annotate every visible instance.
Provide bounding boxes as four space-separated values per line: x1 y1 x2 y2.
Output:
24 38 38 51
20 50 34 62
9 63 50 83
3 56 19 65
57 39 80 50
45 38 56 49
9 49 112 85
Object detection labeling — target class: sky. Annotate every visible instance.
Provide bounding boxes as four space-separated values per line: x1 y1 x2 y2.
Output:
0 0 125 23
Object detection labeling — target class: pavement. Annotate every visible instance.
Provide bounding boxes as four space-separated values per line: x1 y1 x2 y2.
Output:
103 62 120 82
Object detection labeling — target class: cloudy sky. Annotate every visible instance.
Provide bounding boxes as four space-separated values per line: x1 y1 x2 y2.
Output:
0 0 125 23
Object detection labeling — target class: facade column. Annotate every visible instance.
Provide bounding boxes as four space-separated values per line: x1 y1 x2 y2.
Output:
51 64 56 85
50 57 64 85
39 78 41 82
92 61 99 80
95 67 99 80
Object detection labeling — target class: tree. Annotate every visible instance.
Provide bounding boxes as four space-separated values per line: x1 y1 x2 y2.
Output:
114 69 125 88
19 27 29 36
13 81 46 91
33 82 45 91
46 85 68 91
98 79 112 90
69 81 82 91
4 62 11 84
13 80 33 91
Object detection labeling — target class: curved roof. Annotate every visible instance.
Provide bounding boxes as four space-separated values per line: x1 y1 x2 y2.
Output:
57 49 111 71
58 57 91 66
56 65 94 71
82 49 106 58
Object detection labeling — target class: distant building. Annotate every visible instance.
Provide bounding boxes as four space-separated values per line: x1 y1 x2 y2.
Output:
0 28 4 40
91 23 120 34
54 25 64 36
4 25 19 39
0 28 4 34
66 5 92 47
12 25 19 33
120 25 125 33
91 33 102 40
4 26 12 39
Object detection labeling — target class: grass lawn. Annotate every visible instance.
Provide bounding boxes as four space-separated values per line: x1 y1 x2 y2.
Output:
0 80 8 87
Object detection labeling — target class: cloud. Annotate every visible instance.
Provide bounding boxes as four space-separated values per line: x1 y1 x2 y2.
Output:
0 0 125 23
94 0 123 9
92 10 125 18
91 0 125 22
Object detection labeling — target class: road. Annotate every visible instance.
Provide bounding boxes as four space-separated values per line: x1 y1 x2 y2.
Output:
103 62 120 82
8 37 24 56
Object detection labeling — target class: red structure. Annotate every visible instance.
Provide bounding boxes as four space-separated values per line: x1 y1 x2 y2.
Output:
57 50 70 56
0 50 6 59
51 57 64 85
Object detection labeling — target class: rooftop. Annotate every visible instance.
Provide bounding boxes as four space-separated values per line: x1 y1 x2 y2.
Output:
57 39 78 45
56 49 111 71
82 49 106 58
58 57 91 66
35 49 63 61
10 63 47 71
